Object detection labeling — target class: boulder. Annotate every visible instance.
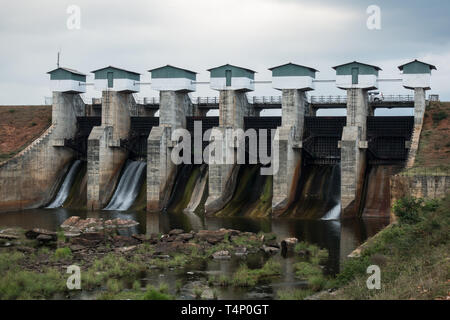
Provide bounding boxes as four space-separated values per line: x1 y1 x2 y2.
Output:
69 244 86 252
212 250 231 260
281 237 298 255
261 244 279 255
36 234 54 243
0 234 18 240
195 229 234 245
175 233 194 242
114 245 137 253
61 216 139 233
169 229 184 236
234 247 248 256
26 229 57 241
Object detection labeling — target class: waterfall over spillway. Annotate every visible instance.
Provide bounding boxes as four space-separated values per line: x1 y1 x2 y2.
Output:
321 203 341 221
104 161 146 211
46 160 82 208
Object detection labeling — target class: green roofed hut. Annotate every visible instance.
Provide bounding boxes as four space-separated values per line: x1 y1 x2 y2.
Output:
269 62 318 91
398 59 436 90
149 65 197 92
91 66 140 93
208 64 255 92
47 67 86 93
333 61 381 90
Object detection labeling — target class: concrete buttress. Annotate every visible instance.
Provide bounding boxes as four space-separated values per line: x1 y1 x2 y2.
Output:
87 91 133 210
272 89 306 216
147 91 192 212
204 90 255 215
340 88 368 217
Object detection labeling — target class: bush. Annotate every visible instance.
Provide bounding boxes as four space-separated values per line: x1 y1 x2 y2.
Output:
143 286 172 300
393 196 423 224
0 268 65 299
54 247 72 260
294 262 322 279
308 275 327 291
106 279 122 293
336 256 371 286
432 110 447 124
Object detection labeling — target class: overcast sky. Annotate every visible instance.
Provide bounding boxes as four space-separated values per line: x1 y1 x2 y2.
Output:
0 0 449 111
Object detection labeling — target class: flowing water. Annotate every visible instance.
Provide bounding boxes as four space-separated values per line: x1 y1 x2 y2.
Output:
46 160 82 208
104 161 146 211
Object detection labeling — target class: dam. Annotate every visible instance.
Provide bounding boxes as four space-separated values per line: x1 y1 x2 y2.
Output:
0 60 439 222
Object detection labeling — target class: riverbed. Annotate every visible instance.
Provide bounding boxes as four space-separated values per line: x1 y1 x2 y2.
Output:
0 208 389 300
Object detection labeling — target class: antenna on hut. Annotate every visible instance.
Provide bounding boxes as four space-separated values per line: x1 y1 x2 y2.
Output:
57 47 61 68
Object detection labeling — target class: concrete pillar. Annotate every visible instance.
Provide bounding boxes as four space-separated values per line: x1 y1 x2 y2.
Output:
406 88 427 168
340 88 369 217
272 89 306 215
147 91 192 212
204 90 252 215
413 88 426 125
87 91 133 210
0 92 83 212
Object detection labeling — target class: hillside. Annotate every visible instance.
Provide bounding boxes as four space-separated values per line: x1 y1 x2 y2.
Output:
0 105 51 162
413 101 450 170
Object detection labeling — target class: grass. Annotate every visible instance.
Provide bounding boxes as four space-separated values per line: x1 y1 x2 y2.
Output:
97 284 173 300
0 267 66 299
323 195 450 300
276 288 314 300
209 274 231 287
53 247 72 261
231 259 281 287
0 227 273 300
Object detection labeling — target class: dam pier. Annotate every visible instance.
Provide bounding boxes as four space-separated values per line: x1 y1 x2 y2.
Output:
0 60 442 221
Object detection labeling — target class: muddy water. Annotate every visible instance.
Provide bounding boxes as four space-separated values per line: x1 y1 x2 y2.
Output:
0 207 388 299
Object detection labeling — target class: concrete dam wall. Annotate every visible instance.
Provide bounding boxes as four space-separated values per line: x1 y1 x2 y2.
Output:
0 92 84 212
0 83 441 221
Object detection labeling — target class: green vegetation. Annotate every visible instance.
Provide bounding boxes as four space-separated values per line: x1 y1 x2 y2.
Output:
209 274 231 287
432 110 447 125
276 288 314 300
231 259 281 287
0 251 66 299
53 247 72 261
323 195 450 300
98 284 173 300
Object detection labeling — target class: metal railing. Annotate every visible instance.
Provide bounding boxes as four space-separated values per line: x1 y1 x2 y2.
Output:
251 96 282 104
310 95 347 104
57 93 416 107
371 95 414 103
194 97 219 105
309 95 415 104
